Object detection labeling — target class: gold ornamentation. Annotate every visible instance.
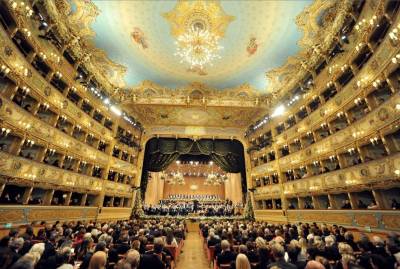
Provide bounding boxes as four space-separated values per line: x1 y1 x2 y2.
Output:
378 108 389 121
4 46 13 57
163 0 234 38
44 87 51 97
354 214 378 228
382 214 400 230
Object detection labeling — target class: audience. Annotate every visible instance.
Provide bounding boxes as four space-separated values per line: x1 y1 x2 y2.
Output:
1 219 400 269
0 219 186 269
199 220 400 269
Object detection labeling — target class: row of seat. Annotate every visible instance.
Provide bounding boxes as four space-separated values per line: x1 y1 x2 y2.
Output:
200 231 259 269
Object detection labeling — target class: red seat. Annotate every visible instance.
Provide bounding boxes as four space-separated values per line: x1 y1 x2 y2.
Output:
207 246 215 264
165 245 178 261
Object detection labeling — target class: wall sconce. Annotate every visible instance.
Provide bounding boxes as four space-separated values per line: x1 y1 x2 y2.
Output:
54 71 62 79
369 15 378 26
38 52 47 60
21 86 30 96
340 64 348 72
389 24 400 45
41 103 49 111
0 65 10 77
25 139 35 147
347 148 356 154
391 54 400 64
0 128 11 136
355 19 367 31
10 1 33 17
372 79 381 88
369 137 379 145
355 42 364 52
22 28 31 37
354 97 363 105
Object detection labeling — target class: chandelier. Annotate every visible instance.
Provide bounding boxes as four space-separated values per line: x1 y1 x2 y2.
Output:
204 161 228 185
204 172 228 186
174 26 223 70
161 162 186 185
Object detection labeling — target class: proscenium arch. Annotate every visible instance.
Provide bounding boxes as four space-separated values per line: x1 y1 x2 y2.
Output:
139 136 248 202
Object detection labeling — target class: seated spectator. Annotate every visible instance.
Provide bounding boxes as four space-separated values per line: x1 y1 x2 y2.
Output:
164 228 178 247
235 253 251 269
267 243 296 269
217 240 237 267
367 201 379 210
207 231 220 247
88 250 107 269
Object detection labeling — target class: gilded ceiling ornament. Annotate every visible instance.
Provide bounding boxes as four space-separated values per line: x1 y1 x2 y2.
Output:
163 0 234 38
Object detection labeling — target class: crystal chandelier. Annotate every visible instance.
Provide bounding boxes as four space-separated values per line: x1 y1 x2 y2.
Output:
204 172 227 186
174 26 223 70
163 172 185 185
204 161 227 186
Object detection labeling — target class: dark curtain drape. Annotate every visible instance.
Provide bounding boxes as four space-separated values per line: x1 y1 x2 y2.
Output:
140 138 246 198
145 138 243 173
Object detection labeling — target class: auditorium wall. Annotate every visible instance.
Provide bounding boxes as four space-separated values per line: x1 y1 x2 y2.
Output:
144 172 165 205
144 172 244 205
224 173 244 204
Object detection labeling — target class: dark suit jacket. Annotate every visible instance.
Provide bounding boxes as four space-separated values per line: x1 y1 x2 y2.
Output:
139 253 165 269
217 250 237 266
267 260 297 269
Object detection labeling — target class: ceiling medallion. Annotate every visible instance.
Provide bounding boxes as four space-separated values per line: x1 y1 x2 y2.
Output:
163 0 234 71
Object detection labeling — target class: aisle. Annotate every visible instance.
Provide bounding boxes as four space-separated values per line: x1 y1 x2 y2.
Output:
175 231 209 269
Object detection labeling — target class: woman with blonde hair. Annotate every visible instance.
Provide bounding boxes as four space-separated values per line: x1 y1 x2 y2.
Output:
236 253 251 269
337 243 356 269
88 251 107 269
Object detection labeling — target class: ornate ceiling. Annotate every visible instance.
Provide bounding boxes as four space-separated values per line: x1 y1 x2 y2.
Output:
88 0 311 91
52 0 344 129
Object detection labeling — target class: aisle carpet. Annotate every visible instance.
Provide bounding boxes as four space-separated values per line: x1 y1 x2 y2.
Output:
176 231 210 269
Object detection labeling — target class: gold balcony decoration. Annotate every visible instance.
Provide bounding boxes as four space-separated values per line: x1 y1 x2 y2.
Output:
164 0 234 71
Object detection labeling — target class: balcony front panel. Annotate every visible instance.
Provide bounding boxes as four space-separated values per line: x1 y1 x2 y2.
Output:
283 153 400 196
0 151 103 192
0 205 98 225
253 184 281 199
278 93 400 170
0 96 110 165
0 27 114 142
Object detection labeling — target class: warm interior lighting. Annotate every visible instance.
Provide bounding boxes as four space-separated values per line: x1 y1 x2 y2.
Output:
175 26 223 70
110 105 122 116
271 105 285 118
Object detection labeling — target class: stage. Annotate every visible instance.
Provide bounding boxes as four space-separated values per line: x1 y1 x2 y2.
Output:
139 214 245 221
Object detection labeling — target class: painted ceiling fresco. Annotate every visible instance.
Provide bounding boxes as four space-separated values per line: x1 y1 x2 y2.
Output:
88 0 311 92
